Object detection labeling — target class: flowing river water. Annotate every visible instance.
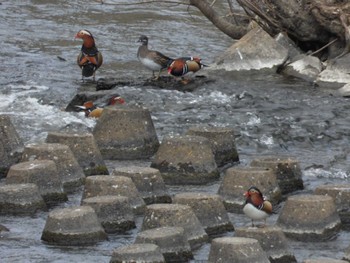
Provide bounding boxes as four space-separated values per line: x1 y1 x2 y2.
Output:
1 0 350 262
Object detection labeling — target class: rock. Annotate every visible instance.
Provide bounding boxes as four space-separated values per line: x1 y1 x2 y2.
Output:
46 132 108 176
208 237 270 263
282 55 323 82
93 106 159 160
41 206 107 246
314 184 350 229
275 32 302 62
277 194 341 241
21 143 85 193
82 175 146 215
141 203 208 249
214 27 288 72
0 184 47 215
151 135 219 185
111 166 171 204
250 156 304 195
110 243 165 263
6 160 67 205
135 227 193 262
185 125 239 167
337 83 350 97
316 54 350 88
0 115 24 178
173 192 234 236
218 166 281 213
82 195 136 234
304 258 348 263
235 226 297 263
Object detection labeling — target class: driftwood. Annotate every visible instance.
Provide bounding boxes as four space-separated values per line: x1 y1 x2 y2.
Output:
189 0 350 58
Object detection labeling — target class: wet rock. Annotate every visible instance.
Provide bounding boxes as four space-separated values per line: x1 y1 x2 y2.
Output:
0 224 9 232
250 156 304 195
41 205 107 246
316 54 350 88
0 184 47 215
135 226 193 262
151 135 219 185
304 258 348 263
141 203 208 249
214 27 288 72
314 184 350 229
0 115 24 178
82 175 146 215
21 143 85 193
281 55 323 82
343 245 350 262
235 226 297 263
337 83 350 97
111 166 171 204
208 237 270 263
173 192 234 236
110 243 165 263
6 160 67 205
46 132 108 176
277 194 341 241
82 195 135 234
275 32 302 62
218 166 281 213
185 125 239 167
93 106 159 160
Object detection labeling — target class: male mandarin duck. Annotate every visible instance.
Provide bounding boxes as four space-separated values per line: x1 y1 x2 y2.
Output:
167 57 207 77
243 186 273 227
137 35 173 79
75 29 103 81
76 95 125 118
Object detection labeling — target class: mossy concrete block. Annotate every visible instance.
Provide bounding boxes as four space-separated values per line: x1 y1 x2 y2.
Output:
112 166 171 204
0 184 47 215
277 194 341 241
173 192 234 236
46 132 108 176
218 166 281 213
0 115 23 178
41 206 107 246
82 175 146 215
151 135 219 185
93 106 159 160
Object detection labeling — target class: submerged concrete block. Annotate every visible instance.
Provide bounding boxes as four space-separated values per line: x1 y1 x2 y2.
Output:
135 227 193 262
277 194 341 241
82 195 136 234
6 160 67 205
185 126 239 166
21 143 85 193
151 135 219 185
41 206 107 246
93 106 159 160
218 166 281 213
141 203 208 249
112 166 171 204
0 115 23 178
250 156 304 194
82 175 146 215
173 192 234 236
46 132 108 176
208 237 270 263
0 184 47 215
110 243 165 263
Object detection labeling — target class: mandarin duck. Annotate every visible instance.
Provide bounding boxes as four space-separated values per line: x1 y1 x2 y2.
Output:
137 35 173 79
243 186 273 227
75 29 103 81
167 57 207 77
76 95 125 118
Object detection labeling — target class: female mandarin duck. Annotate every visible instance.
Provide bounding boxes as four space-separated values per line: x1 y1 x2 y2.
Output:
75 29 103 81
137 35 173 79
76 95 125 118
167 57 207 77
243 186 273 227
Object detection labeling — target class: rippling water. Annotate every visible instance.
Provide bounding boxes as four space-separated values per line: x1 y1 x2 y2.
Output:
1 1 350 262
